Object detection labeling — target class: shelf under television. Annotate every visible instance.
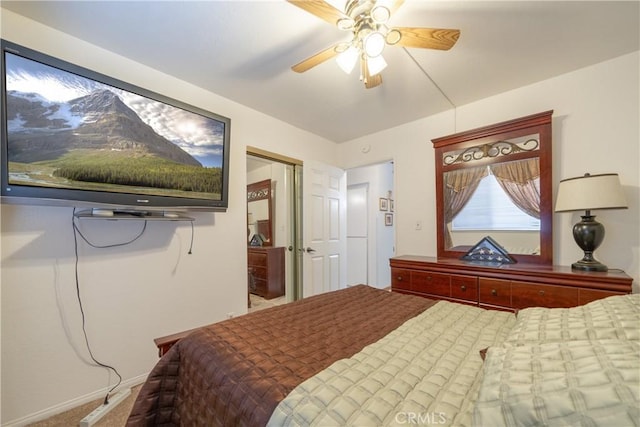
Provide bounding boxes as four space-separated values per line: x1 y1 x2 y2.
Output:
73 209 194 222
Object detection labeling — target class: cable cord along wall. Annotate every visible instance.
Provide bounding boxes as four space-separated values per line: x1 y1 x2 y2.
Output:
69 207 196 415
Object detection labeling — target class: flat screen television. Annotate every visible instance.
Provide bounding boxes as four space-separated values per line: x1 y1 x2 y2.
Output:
1 39 231 211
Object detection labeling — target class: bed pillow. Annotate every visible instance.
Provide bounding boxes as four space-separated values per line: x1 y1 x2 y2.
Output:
504 293 640 346
473 294 640 426
472 339 640 426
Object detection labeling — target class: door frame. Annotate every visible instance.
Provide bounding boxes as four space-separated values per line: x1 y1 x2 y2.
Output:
246 146 303 301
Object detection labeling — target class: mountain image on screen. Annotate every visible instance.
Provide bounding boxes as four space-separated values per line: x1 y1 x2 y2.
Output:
6 88 221 198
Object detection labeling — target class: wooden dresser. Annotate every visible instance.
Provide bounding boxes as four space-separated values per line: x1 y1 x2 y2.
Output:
248 246 285 299
390 255 632 311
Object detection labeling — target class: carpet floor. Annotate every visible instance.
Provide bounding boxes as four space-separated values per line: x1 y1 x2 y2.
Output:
27 384 141 427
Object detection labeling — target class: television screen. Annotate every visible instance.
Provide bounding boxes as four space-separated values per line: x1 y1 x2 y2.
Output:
1 39 230 211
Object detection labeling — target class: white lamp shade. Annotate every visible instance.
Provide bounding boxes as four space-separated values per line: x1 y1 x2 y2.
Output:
555 173 627 212
367 54 387 76
336 46 359 74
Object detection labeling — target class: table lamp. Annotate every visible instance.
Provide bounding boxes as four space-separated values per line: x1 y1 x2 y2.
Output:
555 173 627 271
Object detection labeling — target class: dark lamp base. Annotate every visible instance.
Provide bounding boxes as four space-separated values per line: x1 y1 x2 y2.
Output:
571 259 608 272
571 213 608 272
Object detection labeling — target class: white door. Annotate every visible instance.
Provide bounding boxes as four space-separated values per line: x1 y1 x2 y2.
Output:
347 184 368 285
302 161 346 297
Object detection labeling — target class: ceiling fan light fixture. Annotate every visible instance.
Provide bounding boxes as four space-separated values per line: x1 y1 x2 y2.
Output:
336 46 359 74
337 17 355 31
370 5 390 24
286 0 460 89
385 28 402 45
367 54 387 76
363 31 386 57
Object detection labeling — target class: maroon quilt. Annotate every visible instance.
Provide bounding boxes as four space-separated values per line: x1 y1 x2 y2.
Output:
126 285 435 426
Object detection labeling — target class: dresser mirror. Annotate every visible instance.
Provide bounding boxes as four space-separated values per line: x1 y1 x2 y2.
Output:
432 111 553 265
247 179 273 246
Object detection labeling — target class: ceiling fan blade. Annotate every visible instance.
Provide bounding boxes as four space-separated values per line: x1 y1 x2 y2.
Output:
292 44 340 73
365 73 382 89
388 0 405 14
362 58 383 89
395 27 461 50
287 0 347 26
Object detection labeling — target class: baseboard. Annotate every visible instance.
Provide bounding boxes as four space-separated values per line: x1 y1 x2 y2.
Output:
3 373 147 427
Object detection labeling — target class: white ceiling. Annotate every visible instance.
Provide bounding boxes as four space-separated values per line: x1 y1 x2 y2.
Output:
3 1 638 143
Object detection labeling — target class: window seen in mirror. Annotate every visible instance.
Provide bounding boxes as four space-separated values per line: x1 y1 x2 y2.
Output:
452 174 541 231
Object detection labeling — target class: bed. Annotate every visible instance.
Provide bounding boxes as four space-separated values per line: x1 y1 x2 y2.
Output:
126 285 639 426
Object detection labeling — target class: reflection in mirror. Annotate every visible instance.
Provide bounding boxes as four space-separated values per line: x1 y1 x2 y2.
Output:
432 110 553 265
445 158 541 255
247 179 273 246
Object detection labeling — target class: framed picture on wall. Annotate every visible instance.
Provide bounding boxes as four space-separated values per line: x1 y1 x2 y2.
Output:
390 199 394 212
379 198 388 211
385 213 393 226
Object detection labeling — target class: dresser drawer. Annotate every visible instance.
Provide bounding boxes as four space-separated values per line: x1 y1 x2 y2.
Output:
248 251 267 266
390 256 632 311
248 266 267 281
252 278 267 295
248 246 285 300
512 282 578 309
479 278 511 307
412 271 450 297
450 274 478 301
391 268 411 291
578 288 624 305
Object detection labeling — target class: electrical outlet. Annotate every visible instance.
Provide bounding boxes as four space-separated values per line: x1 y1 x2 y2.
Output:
415 220 422 231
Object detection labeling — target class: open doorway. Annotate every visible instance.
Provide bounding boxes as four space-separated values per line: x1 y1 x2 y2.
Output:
246 148 302 311
346 161 395 289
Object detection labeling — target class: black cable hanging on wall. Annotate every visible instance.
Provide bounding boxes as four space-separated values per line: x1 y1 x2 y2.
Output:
70 207 195 403
71 208 149 403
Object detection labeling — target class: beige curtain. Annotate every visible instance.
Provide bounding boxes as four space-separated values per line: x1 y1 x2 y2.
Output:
443 167 489 248
490 158 540 219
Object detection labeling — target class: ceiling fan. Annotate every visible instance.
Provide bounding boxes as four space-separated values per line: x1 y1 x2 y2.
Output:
287 0 460 89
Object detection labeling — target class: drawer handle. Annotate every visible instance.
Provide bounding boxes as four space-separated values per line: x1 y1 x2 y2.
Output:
397 276 403 281
460 285 466 291
539 290 545 296
427 276 432 281
491 289 497 296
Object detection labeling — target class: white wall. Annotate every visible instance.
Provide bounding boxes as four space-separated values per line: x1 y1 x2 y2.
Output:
0 10 338 425
339 51 640 289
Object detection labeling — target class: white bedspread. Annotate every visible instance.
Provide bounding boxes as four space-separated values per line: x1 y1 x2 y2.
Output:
268 301 516 427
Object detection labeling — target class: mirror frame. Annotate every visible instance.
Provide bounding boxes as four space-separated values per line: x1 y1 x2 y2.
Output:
247 179 273 246
432 110 553 265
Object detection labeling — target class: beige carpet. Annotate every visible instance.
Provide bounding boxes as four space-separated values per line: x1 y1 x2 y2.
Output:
249 293 287 312
27 384 141 427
